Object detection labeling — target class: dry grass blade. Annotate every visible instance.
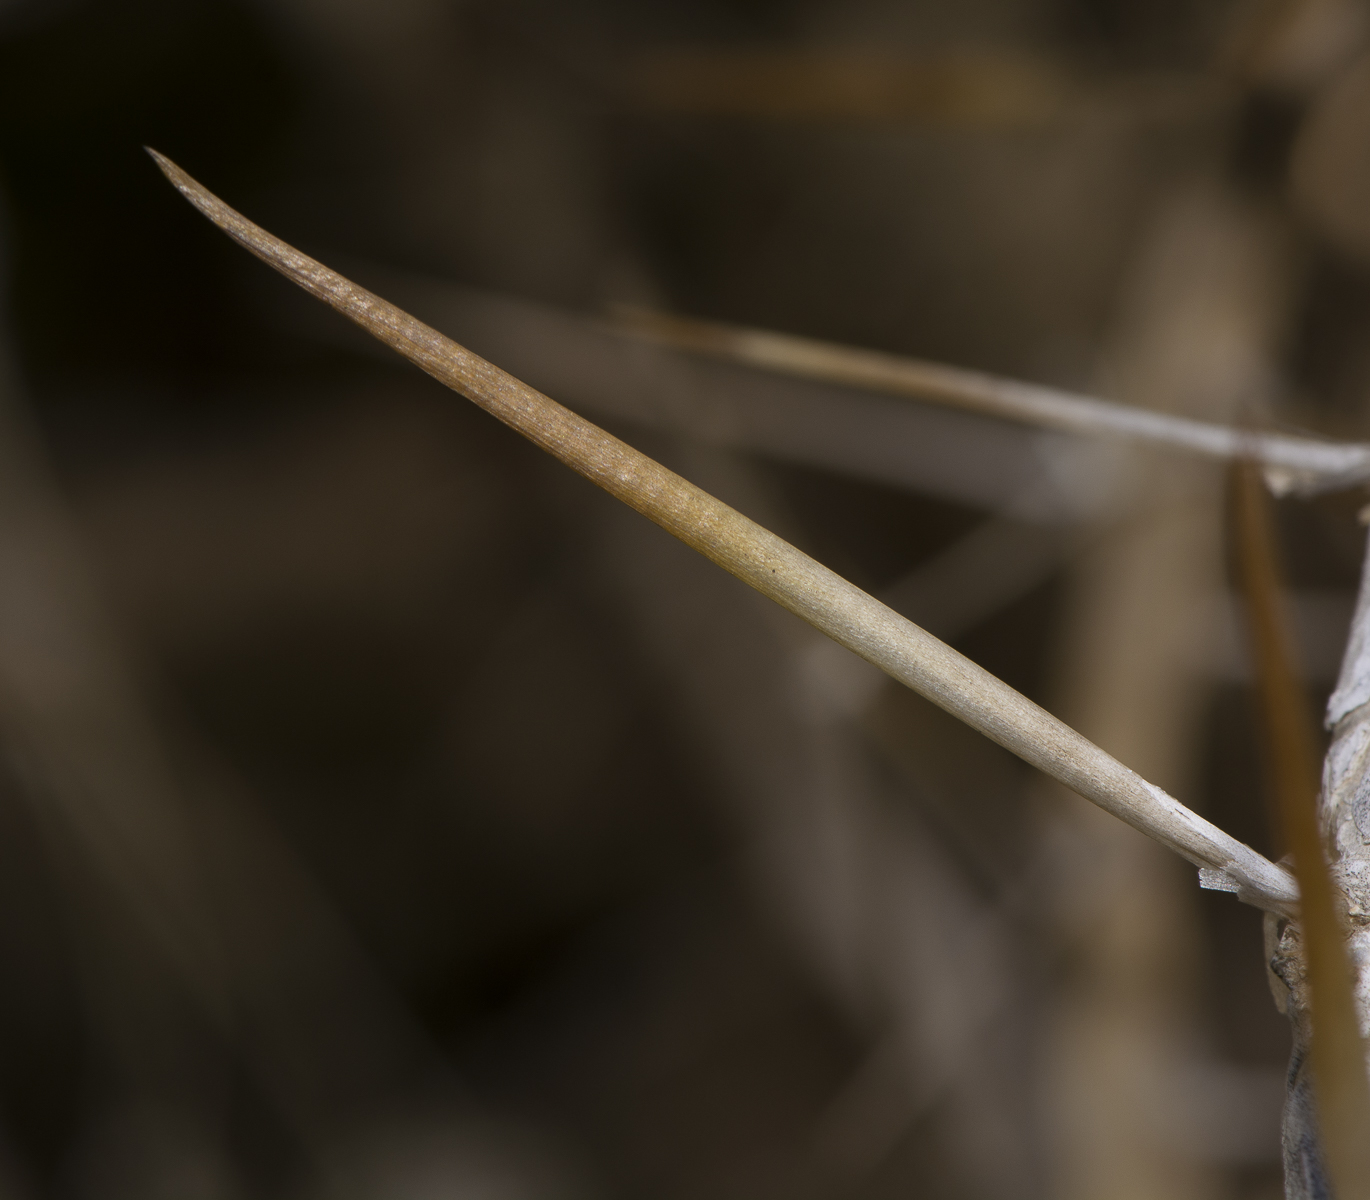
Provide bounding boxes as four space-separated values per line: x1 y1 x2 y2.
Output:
1232 459 1370 1196
146 148 1299 916
614 306 1370 496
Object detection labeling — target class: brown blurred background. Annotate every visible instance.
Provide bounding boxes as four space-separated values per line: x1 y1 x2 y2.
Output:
0 0 1369 1197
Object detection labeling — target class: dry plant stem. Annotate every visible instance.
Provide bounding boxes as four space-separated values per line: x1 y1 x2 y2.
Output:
148 149 1299 917
613 307 1370 496
1232 461 1370 1197
376 277 1089 524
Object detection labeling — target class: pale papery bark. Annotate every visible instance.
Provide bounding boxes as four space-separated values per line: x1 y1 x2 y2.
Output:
1273 526 1370 1198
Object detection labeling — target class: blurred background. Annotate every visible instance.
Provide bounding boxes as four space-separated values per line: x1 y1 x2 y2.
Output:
1 0 1369 1197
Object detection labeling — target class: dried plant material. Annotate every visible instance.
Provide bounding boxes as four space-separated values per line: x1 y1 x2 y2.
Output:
1039 182 1280 1200
595 446 1032 1195
619 47 1215 128
148 149 1300 916
1292 51 1370 263
1232 459 1370 1198
620 48 1071 125
371 276 1099 523
614 306 1370 496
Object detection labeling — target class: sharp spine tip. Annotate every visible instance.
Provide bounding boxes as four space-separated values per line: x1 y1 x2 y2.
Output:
145 148 192 197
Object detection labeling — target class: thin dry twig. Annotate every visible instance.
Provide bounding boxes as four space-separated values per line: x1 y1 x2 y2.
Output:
368 276 1093 523
1232 460 1370 1197
613 306 1370 496
147 148 1299 916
